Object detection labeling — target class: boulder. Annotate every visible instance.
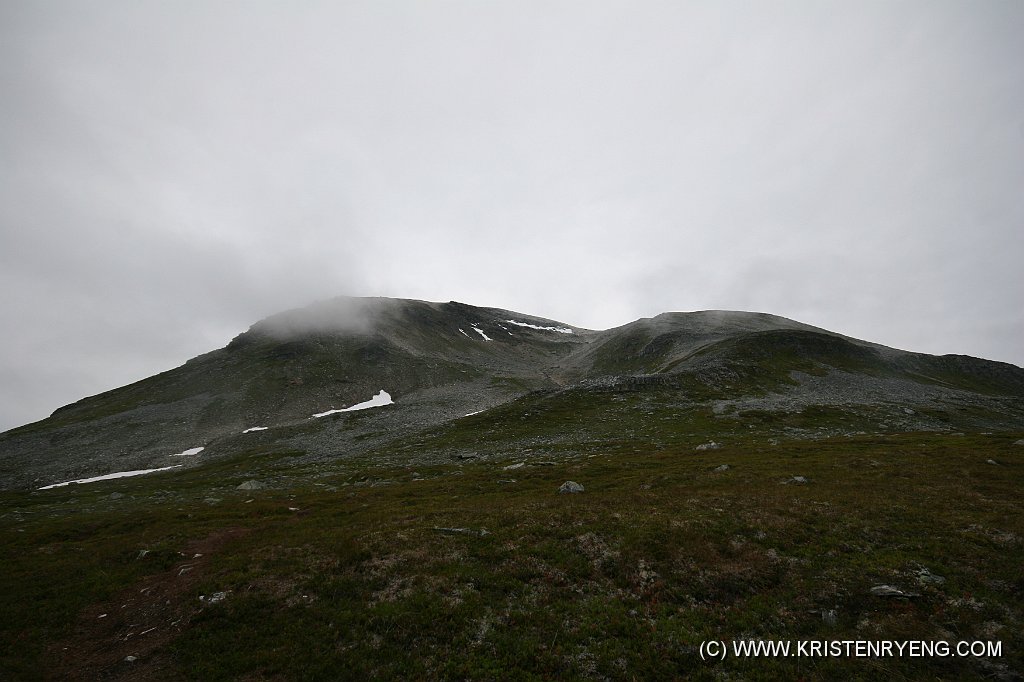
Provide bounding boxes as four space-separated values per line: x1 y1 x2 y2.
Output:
916 568 946 586
870 584 919 598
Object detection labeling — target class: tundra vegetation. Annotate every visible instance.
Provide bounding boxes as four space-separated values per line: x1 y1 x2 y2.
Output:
1 299 1022 679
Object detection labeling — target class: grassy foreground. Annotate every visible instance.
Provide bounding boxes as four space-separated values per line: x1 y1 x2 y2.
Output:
2 431 1022 680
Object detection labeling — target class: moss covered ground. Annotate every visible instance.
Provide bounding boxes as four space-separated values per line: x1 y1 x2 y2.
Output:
2 409 1022 680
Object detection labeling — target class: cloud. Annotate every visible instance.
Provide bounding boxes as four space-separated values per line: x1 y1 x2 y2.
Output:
1 1 1022 430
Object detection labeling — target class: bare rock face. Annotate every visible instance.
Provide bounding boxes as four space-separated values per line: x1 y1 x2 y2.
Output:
237 480 265 490
559 481 584 494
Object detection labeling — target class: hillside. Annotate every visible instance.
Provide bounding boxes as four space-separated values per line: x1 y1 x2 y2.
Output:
2 297 1024 679
1 297 1022 491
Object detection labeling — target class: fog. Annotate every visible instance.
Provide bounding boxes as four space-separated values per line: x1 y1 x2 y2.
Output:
1 1 1022 431
250 297 381 341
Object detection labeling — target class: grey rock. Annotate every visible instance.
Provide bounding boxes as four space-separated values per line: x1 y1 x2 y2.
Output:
986 459 1000 466
712 464 730 472
125 656 137 663
236 480 264 490
559 480 584 494
695 442 721 451
433 526 490 537
201 591 229 604
783 476 808 485
916 568 946 585
870 584 920 598
107 492 125 500
1014 439 1024 446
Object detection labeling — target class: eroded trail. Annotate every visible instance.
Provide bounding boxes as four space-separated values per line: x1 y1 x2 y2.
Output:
49 528 250 681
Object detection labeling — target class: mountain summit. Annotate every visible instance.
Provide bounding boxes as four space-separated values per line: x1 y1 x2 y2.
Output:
2 296 1022 489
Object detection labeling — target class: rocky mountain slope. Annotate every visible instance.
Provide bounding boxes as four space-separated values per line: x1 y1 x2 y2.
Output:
2 296 1023 490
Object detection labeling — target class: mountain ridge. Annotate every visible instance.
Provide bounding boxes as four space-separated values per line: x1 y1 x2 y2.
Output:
2 296 1022 490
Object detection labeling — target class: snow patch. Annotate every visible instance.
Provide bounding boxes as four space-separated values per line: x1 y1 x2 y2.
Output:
39 465 183 490
242 426 268 433
458 328 472 338
471 326 492 341
505 319 573 334
463 410 483 417
312 390 393 418
171 447 204 457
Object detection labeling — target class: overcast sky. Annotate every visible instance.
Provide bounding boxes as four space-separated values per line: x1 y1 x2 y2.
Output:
1 1 1022 431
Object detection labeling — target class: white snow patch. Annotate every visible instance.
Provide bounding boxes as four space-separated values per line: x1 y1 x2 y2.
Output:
497 324 514 336
505 320 573 334
458 328 472 338
242 426 268 433
471 326 492 341
171 447 205 457
463 410 483 417
312 390 393 418
39 465 183 490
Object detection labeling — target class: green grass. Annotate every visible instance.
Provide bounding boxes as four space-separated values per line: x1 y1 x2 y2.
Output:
2 427 1022 680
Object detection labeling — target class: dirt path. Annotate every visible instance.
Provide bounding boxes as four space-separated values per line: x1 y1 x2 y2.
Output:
48 527 250 681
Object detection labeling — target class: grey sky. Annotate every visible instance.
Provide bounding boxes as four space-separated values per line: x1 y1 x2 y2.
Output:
1 1 1022 432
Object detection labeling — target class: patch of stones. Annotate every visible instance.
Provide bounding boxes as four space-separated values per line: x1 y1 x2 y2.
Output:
433 527 490 537
199 591 230 605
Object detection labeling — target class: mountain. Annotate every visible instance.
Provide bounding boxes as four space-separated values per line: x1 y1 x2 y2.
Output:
3 297 1024 680
2 296 1022 490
